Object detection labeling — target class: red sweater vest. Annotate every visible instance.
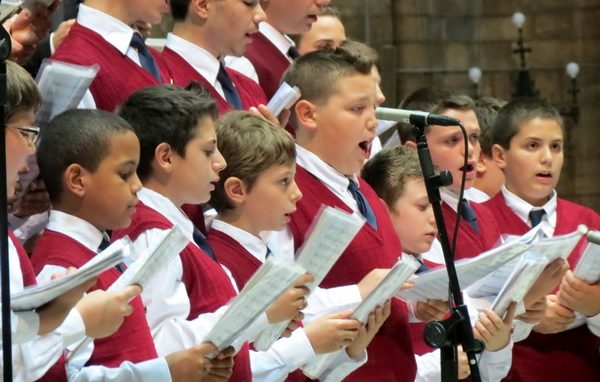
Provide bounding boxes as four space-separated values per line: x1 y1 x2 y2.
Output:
483 193 600 382
112 202 251 382
30 230 158 371
207 229 262 291
207 228 310 382
161 47 268 115
244 32 291 99
439 201 502 262
52 23 171 112
289 166 417 382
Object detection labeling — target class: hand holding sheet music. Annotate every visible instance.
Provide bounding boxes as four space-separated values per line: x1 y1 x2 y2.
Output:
253 206 364 351
203 258 305 351
303 255 420 379
491 253 549 318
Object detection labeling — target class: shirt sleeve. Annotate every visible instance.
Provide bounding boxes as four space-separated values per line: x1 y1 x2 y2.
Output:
249 328 316 382
303 285 362 323
317 349 367 382
10 309 40 344
8 332 65 382
67 357 172 382
585 312 600 337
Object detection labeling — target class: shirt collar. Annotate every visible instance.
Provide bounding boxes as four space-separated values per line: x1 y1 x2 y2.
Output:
211 219 270 263
295 144 358 195
47 210 104 252
137 187 195 242
77 4 135 56
501 185 557 225
440 188 462 212
258 21 295 59
464 187 491 203
165 33 221 88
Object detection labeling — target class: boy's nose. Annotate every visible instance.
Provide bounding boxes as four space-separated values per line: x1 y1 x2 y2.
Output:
213 148 227 172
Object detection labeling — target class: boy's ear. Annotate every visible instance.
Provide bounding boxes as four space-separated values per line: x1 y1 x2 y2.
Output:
154 142 175 173
190 0 209 19
491 144 507 170
63 164 87 198
223 177 247 205
476 153 487 175
403 140 417 149
294 100 318 132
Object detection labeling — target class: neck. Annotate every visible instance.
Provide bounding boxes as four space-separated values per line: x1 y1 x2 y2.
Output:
172 21 222 58
85 0 134 25
143 177 186 208
218 209 263 238
505 183 551 207
52 201 105 233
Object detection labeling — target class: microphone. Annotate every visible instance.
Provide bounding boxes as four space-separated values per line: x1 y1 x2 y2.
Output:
586 229 600 246
375 107 461 126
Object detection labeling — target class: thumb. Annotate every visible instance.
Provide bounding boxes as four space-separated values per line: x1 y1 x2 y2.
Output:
327 310 353 320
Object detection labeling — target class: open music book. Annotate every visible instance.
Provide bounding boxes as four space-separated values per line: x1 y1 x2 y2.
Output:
468 225 587 299
303 255 421 379
491 253 549 318
253 206 365 351
397 234 534 303
572 230 600 284
203 258 305 351
11 239 128 311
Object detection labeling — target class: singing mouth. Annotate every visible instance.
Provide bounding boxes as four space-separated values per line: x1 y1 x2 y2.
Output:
460 163 475 172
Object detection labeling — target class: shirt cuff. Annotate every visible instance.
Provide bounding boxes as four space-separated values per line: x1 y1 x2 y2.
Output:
275 328 317 370
586 312 600 336
57 308 87 346
12 310 40 344
137 357 172 381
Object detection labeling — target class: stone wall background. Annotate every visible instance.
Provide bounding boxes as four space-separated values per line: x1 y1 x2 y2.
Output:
334 0 600 211
156 0 600 211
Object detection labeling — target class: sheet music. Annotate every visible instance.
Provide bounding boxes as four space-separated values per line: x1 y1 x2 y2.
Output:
572 232 600 284
203 258 305 351
253 206 364 351
397 235 532 303
10 239 128 311
13 60 99 204
467 226 585 299
303 255 421 379
491 253 548 317
108 227 189 292
266 82 301 118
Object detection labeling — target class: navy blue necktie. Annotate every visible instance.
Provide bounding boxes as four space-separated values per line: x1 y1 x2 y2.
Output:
348 180 378 229
529 209 546 228
265 246 272 259
98 234 126 273
193 227 217 261
130 32 161 81
287 46 300 60
416 258 430 274
459 198 479 233
217 63 243 110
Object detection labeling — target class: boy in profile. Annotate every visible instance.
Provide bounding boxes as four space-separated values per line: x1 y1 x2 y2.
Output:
32 109 233 381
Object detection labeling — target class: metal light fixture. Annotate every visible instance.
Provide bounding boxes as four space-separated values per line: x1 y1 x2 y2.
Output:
468 67 482 98
562 62 580 125
511 12 539 99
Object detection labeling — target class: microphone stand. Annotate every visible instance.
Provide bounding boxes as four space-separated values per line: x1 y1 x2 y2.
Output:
413 121 484 382
0 25 12 382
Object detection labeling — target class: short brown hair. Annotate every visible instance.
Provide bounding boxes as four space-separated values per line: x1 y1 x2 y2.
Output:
282 47 372 106
339 39 380 71
169 0 190 21
492 98 564 150
210 112 296 212
475 97 507 156
361 146 423 209
6 61 42 124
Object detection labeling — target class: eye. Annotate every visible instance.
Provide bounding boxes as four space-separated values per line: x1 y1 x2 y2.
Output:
445 135 460 145
526 141 538 150
280 176 292 186
119 171 133 180
417 203 429 212
469 133 480 144
550 142 563 152
350 105 367 113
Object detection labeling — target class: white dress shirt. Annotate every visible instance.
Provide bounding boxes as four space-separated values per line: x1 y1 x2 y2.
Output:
500 186 600 336
165 33 230 99
37 210 172 382
128 188 268 357
465 187 491 203
225 21 295 84
75 4 144 109
210 219 366 381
